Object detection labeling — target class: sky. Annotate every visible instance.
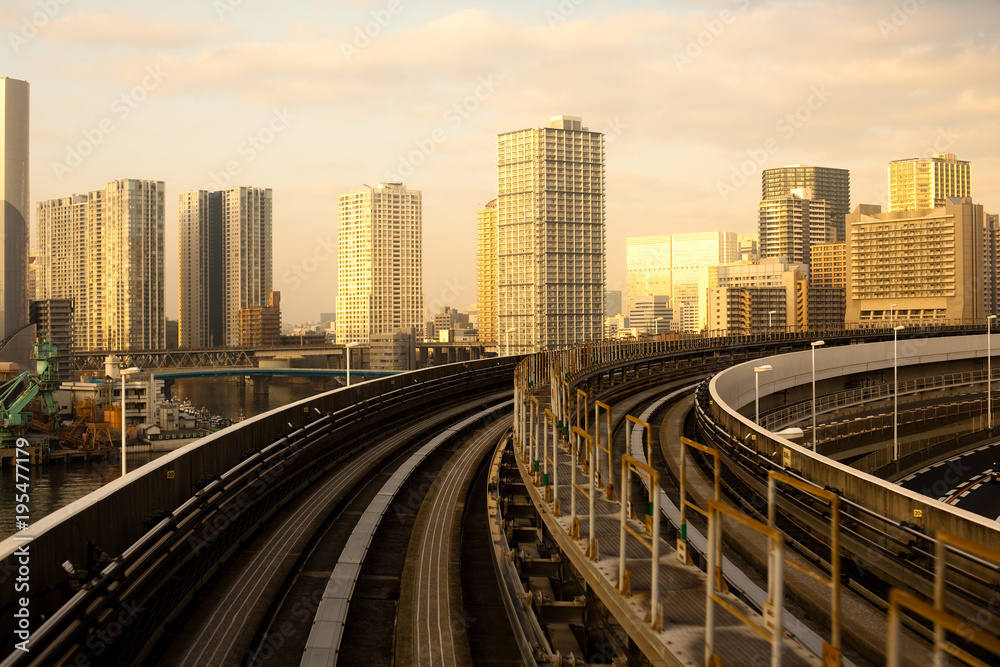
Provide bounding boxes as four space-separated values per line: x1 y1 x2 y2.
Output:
4 0 1000 325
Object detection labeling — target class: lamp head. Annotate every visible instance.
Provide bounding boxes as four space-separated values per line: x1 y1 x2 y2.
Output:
754 365 773 373
811 340 825 348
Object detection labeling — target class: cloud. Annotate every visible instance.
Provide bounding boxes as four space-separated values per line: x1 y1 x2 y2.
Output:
41 10 238 50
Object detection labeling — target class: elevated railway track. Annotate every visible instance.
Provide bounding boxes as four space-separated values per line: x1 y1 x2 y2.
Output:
3 324 1000 665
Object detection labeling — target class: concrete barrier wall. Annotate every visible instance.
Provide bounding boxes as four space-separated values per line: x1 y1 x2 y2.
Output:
0 357 515 613
708 333 1000 551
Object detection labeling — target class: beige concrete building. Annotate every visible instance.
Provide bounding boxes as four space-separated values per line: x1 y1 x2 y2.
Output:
985 213 1000 317
707 258 809 334
475 198 498 349
497 116 605 353
808 241 846 330
809 242 846 288
336 182 423 345
888 153 971 212
1 77 30 341
846 198 984 326
37 180 165 351
626 232 739 331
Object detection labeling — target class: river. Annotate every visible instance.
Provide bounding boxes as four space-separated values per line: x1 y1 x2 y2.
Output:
0 377 326 540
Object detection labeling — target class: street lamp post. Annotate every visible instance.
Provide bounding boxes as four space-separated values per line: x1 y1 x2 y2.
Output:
768 310 776 330
345 341 359 386
893 325 904 460
120 366 141 476
811 340 825 451
989 316 997 430
654 316 664 336
754 365 773 426
506 327 517 356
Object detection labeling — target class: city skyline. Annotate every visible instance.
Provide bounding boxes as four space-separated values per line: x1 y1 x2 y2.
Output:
3 0 1000 324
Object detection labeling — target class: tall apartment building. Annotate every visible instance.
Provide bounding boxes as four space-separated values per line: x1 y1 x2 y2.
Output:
845 198 983 325
497 116 605 353
762 165 850 241
888 153 971 212
626 232 739 331
336 182 423 345
706 258 809 334
476 198 498 348
758 189 831 264
1 77 29 341
36 195 87 320
178 186 272 348
29 299 73 379
37 180 165 351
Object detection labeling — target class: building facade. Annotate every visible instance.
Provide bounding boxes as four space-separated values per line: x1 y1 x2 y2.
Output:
179 187 272 348
29 299 73 379
37 180 165 351
496 116 605 354
629 295 672 334
758 189 831 264
475 199 498 348
239 290 281 347
888 153 971 212
336 183 423 345
846 198 984 326
985 213 1000 317
706 258 809 334
626 232 740 331
0 77 29 341
762 165 850 241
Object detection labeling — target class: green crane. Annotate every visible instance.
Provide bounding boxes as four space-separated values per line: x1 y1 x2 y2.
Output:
0 338 62 449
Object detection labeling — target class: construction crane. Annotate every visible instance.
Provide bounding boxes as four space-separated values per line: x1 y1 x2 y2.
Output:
0 338 62 449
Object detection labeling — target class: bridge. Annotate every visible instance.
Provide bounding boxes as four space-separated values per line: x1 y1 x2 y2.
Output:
63 339 489 373
2 325 1000 665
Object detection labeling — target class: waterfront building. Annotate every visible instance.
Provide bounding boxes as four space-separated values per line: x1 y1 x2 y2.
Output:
178 186 272 348
496 116 605 353
0 77 29 341
762 165 850 242
29 299 73 379
888 153 971 212
845 198 984 325
239 290 281 347
476 199 498 349
38 180 165 351
336 182 423 345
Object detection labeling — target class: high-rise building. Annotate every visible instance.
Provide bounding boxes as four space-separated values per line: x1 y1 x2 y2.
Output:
336 182 423 345
1 77 29 341
604 290 623 318
476 198 498 348
179 187 272 348
626 232 739 331
37 180 165 351
625 236 671 314
758 188 831 264
888 153 971 212
36 195 86 348
497 116 605 353
808 242 846 330
738 233 759 262
103 179 166 350
846 198 984 325
985 213 1000 318
762 165 850 241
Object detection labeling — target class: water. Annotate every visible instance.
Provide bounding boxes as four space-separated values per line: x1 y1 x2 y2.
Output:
0 377 325 540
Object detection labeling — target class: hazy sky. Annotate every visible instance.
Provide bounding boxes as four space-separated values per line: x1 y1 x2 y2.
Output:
5 0 999 324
